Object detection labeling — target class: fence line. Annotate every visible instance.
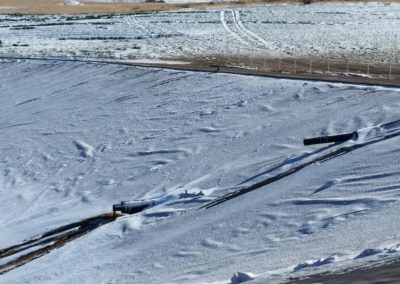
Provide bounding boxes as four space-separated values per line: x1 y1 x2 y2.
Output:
215 47 399 80
204 32 400 80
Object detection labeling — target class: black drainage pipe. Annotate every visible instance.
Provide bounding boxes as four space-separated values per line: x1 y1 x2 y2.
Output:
113 200 155 214
304 131 358 146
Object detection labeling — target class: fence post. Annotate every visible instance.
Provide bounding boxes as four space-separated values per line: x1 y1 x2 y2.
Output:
309 57 312 74
225 34 229 65
212 34 215 60
279 54 282 71
367 62 370 76
237 47 241 66
294 58 297 73
346 60 349 73
389 61 392 79
263 56 267 70
327 58 330 73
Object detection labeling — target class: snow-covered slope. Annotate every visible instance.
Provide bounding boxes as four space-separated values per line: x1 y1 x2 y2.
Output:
1 59 400 283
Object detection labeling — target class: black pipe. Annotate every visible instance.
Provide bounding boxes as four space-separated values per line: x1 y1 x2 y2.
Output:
304 131 358 146
113 200 155 214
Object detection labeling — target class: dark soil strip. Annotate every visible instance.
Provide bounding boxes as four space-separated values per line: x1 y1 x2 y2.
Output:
1 56 400 89
200 120 400 209
171 57 400 89
0 213 120 275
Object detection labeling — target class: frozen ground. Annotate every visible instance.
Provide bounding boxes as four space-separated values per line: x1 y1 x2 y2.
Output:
1 59 400 283
1 2 400 62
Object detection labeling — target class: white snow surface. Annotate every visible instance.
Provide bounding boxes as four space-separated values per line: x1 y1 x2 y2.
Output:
1 59 400 283
63 0 82 5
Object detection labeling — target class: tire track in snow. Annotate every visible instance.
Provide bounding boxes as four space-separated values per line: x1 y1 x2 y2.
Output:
142 15 181 36
220 10 250 47
127 14 183 38
232 10 290 52
125 14 199 57
233 10 270 48
125 15 169 37
220 10 270 49
229 10 258 47
124 17 148 37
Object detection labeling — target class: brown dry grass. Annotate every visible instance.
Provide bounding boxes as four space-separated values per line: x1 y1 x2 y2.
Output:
1 0 400 14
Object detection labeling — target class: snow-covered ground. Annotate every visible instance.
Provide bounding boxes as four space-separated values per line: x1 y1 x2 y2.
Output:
1 2 400 62
1 59 400 283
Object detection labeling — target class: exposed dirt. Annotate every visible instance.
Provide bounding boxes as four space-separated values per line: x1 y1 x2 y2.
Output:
116 55 400 87
1 0 400 14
